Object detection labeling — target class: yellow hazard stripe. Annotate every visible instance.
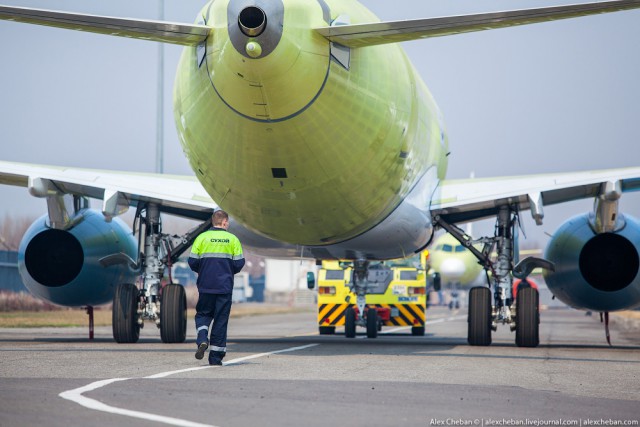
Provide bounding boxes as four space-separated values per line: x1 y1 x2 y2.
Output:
396 304 417 325
383 303 425 326
405 303 426 322
319 303 425 326
318 304 349 326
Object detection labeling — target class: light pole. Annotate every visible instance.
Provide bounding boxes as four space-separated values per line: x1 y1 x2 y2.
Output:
155 0 165 174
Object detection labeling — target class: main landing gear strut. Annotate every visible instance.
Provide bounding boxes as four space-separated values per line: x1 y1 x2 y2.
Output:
112 203 211 344
434 206 554 348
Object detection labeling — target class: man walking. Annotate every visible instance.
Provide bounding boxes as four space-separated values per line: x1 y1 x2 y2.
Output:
188 210 245 365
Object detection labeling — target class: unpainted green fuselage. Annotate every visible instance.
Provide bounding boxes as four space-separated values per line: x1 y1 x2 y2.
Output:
429 234 484 287
174 0 448 246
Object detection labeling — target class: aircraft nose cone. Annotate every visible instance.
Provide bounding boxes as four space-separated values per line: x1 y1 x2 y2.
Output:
440 258 466 280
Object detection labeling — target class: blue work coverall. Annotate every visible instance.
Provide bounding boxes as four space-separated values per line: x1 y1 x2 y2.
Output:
188 227 245 361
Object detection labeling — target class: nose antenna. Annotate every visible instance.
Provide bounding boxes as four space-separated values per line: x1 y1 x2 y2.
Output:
238 6 267 37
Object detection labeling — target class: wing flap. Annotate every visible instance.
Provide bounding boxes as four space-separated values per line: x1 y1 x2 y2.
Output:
315 0 640 48
0 5 210 46
0 161 217 220
431 167 640 224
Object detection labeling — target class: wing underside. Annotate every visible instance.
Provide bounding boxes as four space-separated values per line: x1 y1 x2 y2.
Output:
2 1 640 48
0 161 217 221
315 0 640 48
431 167 640 225
2 161 639 229
0 5 210 46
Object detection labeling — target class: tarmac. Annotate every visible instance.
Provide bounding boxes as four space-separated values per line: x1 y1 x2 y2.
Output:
0 306 638 427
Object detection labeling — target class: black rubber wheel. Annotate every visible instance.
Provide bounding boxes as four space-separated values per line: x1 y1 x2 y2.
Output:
515 286 540 347
160 284 187 343
112 283 140 343
411 326 425 336
366 308 378 338
345 307 356 338
319 326 336 335
468 286 492 346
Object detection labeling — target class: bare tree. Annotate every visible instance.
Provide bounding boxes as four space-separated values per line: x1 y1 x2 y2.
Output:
0 215 36 251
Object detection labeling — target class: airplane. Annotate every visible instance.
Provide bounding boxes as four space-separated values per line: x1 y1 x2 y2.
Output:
427 233 485 308
1 0 640 348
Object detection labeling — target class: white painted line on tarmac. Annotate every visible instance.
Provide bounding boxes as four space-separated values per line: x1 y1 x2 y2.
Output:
60 378 212 427
424 314 467 325
59 343 319 427
381 326 411 334
221 343 319 367
362 314 467 336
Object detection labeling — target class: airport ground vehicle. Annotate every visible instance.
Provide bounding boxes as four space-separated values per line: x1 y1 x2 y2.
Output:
317 255 428 338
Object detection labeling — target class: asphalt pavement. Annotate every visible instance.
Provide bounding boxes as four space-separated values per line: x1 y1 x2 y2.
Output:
0 306 638 427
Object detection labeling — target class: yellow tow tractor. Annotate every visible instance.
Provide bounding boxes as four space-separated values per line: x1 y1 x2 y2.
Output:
317 253 429 338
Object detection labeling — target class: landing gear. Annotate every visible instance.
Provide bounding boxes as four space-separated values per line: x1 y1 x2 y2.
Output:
366 308 378 338
435 205 554 348
515 285 539 347
160 284 187 343
112 283 141 343
111 202 211 343
468 286 492 346
344 307 380 338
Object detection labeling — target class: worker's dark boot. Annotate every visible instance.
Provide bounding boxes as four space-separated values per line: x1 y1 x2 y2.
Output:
209 351 225 366
195 330 209 360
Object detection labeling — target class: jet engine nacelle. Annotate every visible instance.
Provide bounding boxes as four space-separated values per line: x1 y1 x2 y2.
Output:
18 209 138 307
543 213 640 311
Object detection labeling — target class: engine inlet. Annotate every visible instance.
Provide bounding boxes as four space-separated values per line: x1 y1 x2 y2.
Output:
238 6 267 37
579 233 639 292
25 229 83 287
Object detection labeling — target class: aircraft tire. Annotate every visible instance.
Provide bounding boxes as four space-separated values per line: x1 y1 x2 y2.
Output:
160 284 187 344
112 283 140 343
468 286 492 346
345 307 356 338
411 326 425 336
515 286 540 348
366 308 378 338
319 326 335 335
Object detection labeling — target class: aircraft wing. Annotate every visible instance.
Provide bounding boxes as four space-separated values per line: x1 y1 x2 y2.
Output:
431 167 640 225
315 0 640 48
0 160 217 220
0 5 210 46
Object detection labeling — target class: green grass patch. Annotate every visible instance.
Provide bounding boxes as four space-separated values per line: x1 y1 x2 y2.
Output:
0 309 112 328
0 305 313 328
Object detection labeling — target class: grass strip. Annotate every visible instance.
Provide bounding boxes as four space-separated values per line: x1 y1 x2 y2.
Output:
0 305 313 328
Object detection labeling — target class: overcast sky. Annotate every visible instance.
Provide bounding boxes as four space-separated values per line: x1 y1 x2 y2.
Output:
0 0 639 247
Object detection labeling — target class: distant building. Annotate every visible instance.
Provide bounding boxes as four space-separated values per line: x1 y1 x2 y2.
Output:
0 251 26 293
171 261 198 286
